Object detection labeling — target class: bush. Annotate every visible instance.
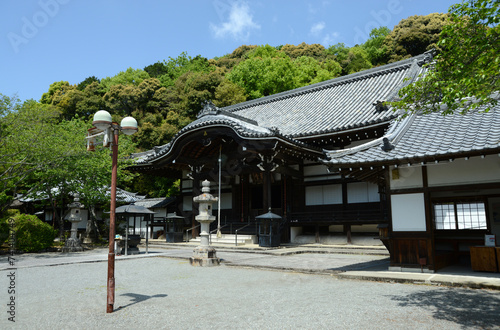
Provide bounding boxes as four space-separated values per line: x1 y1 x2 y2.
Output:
0 219 9 245
13 214 57 252
0 209 19 245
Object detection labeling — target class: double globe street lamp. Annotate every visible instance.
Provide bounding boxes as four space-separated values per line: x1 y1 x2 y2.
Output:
91 110 138 314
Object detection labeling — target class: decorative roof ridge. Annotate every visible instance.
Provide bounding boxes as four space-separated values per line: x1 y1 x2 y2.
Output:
138 115 271 163
197 100 258 126
222 53 431 113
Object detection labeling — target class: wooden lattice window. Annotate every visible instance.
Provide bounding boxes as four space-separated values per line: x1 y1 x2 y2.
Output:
434 201 487 230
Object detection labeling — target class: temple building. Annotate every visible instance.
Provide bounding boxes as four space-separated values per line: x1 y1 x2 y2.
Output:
130 51 500 271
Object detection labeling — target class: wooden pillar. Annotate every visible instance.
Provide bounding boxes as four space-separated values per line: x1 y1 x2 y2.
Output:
315 224 320 243
422 166 434 269
241 174 248 222
344 224 352 244
191 174 201 238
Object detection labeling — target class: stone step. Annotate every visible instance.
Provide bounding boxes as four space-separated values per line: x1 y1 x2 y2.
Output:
189 234 257 246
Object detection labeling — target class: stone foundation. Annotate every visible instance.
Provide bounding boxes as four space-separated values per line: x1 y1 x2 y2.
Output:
189 246 220 267
62 238 84 253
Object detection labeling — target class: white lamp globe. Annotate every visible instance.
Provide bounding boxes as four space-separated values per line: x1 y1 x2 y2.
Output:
120 116 138 136
92 110 112 131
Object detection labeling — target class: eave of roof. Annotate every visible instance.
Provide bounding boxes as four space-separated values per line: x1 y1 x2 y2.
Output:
323 104 500 167
135 113 324 166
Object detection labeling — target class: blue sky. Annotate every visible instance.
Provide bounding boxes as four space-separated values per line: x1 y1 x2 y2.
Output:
1 0 458 102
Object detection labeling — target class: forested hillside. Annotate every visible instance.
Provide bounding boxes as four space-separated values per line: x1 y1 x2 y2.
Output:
0 13 450 213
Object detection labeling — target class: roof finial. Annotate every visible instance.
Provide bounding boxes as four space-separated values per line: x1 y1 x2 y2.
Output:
381 137 395 152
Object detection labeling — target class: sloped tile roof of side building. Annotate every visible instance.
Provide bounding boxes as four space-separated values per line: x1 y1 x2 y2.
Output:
323 104 500 168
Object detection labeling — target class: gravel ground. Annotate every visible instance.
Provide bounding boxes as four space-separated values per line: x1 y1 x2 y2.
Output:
1 257 500 329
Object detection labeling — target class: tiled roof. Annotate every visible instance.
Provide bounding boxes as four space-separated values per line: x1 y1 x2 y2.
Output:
324 104 500 166
136 53 433 165
222 53 430 138
137 112 323 164
134 197 176 209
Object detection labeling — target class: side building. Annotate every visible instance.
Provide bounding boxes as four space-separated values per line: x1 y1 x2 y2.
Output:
324 104 500 271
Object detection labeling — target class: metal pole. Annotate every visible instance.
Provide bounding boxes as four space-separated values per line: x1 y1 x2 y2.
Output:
125 217 128 256
217 145 222 238
145 215 149 254
107 128 118 314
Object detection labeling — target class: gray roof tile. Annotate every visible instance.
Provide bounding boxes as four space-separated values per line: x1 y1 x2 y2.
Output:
325 105 500 165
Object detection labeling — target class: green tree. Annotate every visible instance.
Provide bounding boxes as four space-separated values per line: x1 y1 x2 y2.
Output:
0 97 61 213
384 13 449 62
293 56 341 87
75 81 105 120
213 80 247 107
40 81 73 105
281 42 330 61
393 0 500 115
342 46 372 74
100 68 150 92
227 45 298 99
326 43 350 64
167 68 225 118
77 76 100 91
145 53 214 88
362 26 391 66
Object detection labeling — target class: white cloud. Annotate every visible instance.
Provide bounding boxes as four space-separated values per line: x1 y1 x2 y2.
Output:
322 32 340 47
210 2 260 41
310 22 326 36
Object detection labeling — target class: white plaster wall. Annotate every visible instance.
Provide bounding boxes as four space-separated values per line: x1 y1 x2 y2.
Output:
304 164 330 176
427 156 500 187
347 182 380 203
391 193 426 231
305 184 342 205
152 208 167 218
390 166 423 189
290 227 303 242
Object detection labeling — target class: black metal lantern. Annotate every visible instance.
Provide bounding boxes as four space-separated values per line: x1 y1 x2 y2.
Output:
165 213 185 243
256 209 282 247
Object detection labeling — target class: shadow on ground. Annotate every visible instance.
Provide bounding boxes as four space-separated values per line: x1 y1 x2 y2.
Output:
329 258 390 272
391 288 500 328
116 293 168 310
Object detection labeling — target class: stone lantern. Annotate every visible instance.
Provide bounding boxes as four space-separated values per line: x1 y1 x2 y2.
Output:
190 180 220 266
62 194 85 252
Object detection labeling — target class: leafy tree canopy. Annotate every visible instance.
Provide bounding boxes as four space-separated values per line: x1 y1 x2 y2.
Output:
145 52 214 88
394 0 500 115
362 26 391 66
77 76 100 91
281 42 329 61
99 67 151 92
384 13 449 62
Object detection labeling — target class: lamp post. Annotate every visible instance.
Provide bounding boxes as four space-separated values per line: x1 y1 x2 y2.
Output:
91 110 138 314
